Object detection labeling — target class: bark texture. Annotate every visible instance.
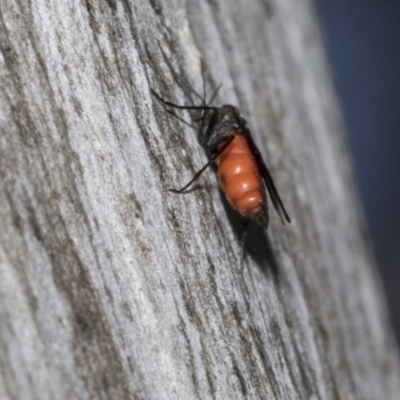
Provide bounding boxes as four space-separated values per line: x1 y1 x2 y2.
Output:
0 0 399 399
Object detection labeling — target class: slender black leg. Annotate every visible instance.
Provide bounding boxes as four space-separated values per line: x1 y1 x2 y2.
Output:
164 108 197 130
150 89 217 111
169 158 215 193
240 219 251 276
169 136 234 193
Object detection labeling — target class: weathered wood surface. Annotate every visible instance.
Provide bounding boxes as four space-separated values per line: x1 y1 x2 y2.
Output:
0 0 399 399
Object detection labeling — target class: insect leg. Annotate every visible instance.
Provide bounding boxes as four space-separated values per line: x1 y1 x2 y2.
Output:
169 136 234 193
164 108 197 130
239 219 250 276
150 89 217 111
169 157 215 193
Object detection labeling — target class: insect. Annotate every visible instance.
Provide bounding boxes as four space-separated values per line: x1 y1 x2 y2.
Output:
151 45 291 229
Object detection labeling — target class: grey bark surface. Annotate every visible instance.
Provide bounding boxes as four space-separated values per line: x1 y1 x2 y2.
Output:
0 0 399 399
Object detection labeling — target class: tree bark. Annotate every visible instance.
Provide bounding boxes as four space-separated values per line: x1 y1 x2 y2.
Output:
0 0 399 399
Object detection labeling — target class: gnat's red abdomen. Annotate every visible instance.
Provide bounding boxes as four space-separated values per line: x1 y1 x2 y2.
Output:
217 133 267 220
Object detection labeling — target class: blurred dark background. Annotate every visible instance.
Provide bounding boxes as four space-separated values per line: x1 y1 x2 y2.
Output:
315 0 400 343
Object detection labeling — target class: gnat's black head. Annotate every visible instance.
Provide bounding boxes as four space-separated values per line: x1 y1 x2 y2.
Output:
199 105 248 154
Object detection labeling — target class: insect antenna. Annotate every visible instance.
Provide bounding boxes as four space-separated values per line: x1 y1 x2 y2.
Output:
198 82 222 134
157 41 204 106
201 58 207 106
198 58 208 137
208 83 222 105
153 42 224 138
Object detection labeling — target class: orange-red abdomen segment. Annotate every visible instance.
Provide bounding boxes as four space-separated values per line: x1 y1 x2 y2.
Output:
217 134 267 222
